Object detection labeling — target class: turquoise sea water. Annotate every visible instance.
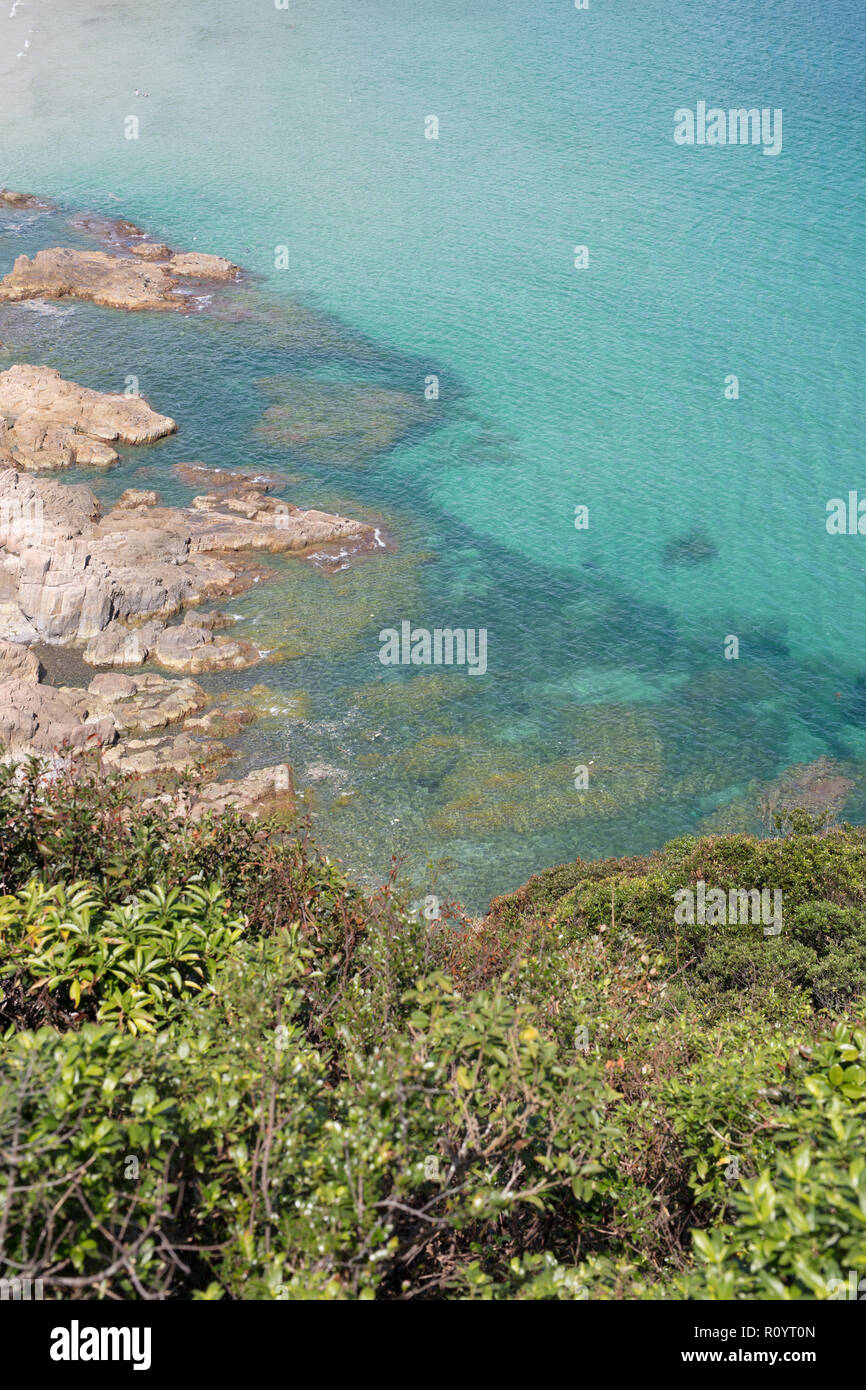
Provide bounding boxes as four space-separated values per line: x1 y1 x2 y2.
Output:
1 0 866 909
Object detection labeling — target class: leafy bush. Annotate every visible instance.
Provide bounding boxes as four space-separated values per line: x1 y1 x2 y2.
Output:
2 762 866 1299
674 1022 866 1300
0 879 245 1033
542 827 866 1017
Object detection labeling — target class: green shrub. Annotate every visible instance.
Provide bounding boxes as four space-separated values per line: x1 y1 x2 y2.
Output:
0 879 245 1033
544 828 866 1017
2 762 866 1299
674 1022 866 1299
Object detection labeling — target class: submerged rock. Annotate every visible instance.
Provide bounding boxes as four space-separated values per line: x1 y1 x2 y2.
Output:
242 548 431 664
304 761 352 789
183 706 254 737
429 706 664 837
67 213 146 244
253 377 431 465
223 683 310 723
350 671 474 719
662 528 718 566
172 461 284 491
184 764 298 821
763 756 855 821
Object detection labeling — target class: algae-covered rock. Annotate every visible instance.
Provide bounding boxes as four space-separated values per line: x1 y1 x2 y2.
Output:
237 684 311 722
0 189 52 210
762 756 855 821
389 733 467 788
253 377 432 466
236 550 432 662
667 666 789 794
697 791 764 837
430 706 664 836
348 671 475 720
183 707 255 738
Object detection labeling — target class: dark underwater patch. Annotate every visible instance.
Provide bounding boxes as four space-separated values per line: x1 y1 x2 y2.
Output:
662 528 718 566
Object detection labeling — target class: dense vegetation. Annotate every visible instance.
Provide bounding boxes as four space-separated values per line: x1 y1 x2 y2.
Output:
1 760 864 1300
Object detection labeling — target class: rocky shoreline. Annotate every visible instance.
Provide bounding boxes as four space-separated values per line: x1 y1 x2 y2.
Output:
0 195 385 814
0 197 239 312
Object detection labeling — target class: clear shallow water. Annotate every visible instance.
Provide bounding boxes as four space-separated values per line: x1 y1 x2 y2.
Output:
1 0 866 909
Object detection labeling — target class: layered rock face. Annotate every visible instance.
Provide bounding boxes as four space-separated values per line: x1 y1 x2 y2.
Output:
0 639 43 683
0 678 116 757
0 245 239 312
0 356 376 777
182 764 297 821
0 365 177 470
0 652 229 775
0 466 374 651
0 458 375 780
82 618 260 674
